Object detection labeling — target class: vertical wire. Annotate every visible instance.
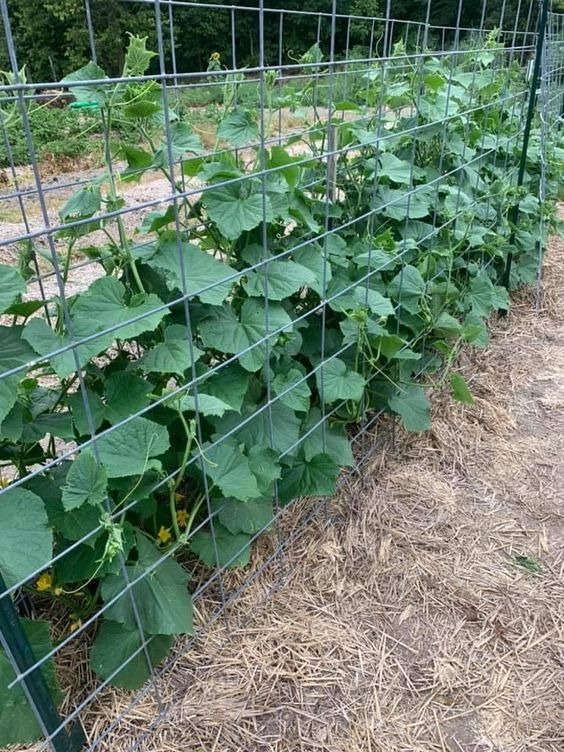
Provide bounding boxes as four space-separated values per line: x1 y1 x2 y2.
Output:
414 19 422 54
535 2 552 309
471 0 504 220
313 15 323 119
168 2 178 91
0 116 51 325
0 0 165 743
499 0 509 30
358 0 392 475
521 0 536 65
510 0 524 67
490 2 529 264
452 1 490 273
231 7 237 71
257 0 287 588
317 0 339 456
394 0 437 380
389 20 396 56
429 0 464 245
84 0 97 65
152 0 230 627
278 11 284 144
342 16 352 108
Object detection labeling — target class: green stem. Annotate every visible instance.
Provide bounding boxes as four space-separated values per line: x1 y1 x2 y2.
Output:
169 485 182 540
184 493 205 538
101 107 145 294
169 408 196 540
62 238 76 284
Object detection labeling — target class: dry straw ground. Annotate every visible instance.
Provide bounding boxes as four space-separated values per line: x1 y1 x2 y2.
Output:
20 225 564 752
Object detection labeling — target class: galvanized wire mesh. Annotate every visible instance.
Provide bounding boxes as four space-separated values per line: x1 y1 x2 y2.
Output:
0 1 561 750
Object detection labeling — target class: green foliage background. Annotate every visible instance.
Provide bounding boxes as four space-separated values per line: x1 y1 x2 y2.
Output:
0 0 535 82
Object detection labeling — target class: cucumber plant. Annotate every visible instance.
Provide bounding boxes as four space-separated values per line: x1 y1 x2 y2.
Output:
0 33 561 746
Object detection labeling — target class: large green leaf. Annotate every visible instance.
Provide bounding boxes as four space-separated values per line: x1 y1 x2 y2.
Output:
203 439 261 501
217 107 259 147
0 403 24 442
55 524 135 583
468 273 510 317
21 411 74 442
102 534 192 635
147 238 235 306
272 368 311 413
61 449 107 511
433 311 461 338
292 244 332 295
0 326 37 374
212 497 274 535
59 185 101 222
204 184 273 241
340 316 386 346
0 376 18 426
90 621 171 690
23 462 101 547
199 299 292 372
388 265 426 314
216 400 301 456
123 85 162 120
61 61 108 104
244 260 317 300
179 392 234 418
316 358 366 404
138 325 203 375
71 277 167 350
462 311 489 348
191 524 251 569
153 123 203 166
332 283 393 318
200 365 249 413
248 446 281 495
121 145 154 182
104 372 152 425
67 387 106 435
46 496 102 546
0 265 25 313
279 453 339 504
0 487 52 589
378 152 424 184
95 417 170 478
355 288 395 317
22 319 96 379
267 145 300 187
376 186 432 221
301 408 354 467
0 620 60 747
388 384 430 432
326 269 359 312
3 300 45 319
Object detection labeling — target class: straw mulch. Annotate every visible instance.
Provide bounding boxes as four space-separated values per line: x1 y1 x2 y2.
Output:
24 225 564 752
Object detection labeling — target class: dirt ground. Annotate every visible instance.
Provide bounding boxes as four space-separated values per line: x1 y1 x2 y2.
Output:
45 218 562 752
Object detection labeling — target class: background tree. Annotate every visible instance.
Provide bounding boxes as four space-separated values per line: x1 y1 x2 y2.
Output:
0 0 536 83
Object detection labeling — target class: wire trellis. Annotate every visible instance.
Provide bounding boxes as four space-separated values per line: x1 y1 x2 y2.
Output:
0 1 561 751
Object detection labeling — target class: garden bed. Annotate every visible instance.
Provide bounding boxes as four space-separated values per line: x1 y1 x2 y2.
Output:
67 224 564 752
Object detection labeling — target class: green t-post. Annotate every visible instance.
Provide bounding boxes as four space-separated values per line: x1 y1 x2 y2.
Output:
502 0 550 291
0 573 85 751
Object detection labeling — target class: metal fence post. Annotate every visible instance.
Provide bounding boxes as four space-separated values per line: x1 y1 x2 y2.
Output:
502 0 551 290
0 575 85 752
